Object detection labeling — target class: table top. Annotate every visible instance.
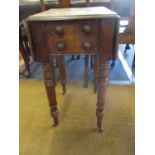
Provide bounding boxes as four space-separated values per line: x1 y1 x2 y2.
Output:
27 6 119 21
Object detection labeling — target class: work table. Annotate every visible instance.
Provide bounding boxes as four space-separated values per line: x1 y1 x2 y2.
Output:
26 6 119 131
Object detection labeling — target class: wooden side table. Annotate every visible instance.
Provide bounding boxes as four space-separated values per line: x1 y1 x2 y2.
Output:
26 7 119 131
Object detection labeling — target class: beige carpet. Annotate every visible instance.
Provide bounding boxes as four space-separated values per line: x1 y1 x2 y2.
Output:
19 80 135 155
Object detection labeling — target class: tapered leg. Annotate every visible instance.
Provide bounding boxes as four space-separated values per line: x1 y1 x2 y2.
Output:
43 61 59 127
19 40 31 78
96 59 109 132
76 55 80 60
58 56 66 94
55 56 59 68
93 55 98 93
71 55 75 60
84 55 89 88
124 44 130 53
132 53 135 68
110 61 115 68
91 55 94 68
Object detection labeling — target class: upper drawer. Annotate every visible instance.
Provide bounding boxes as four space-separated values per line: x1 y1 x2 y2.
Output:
46 20 99 55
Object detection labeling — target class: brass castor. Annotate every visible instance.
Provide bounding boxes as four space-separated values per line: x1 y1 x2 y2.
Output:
97 124 103 132
52 121 58 127
51 112 59 127
62 85 66 95
124 44 130 53
110 61 115 68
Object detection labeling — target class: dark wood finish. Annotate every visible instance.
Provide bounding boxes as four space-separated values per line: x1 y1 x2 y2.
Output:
58 0 70 7
40 0 46 11
27 7 119 131
19 40 30 77
117 0 135 45
39 0 66 94
43 61 59 126
96 59 109 131
20 0 132 130
47 20 99 55
99 18 118 60
19 23 31 77
117 0 135 65
19 0 123 91
29 22 49 62
20 0 130 21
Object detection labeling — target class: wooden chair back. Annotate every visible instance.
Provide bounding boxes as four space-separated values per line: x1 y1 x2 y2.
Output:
40 0 114 11
118 0 135 44
40 0 134 44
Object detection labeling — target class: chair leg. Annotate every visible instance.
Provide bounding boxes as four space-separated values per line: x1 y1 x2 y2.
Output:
71 55 80 60
55 56 59 68
71 55 75 60
19 41 30 78
110 61 115 68
58 56 66 94
84 55 89 88
132 53 135 68
76 55 80 60
124 44 130 53
91 55 94 68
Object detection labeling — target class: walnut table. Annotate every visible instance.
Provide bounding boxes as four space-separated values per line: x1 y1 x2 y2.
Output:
26 6 119 131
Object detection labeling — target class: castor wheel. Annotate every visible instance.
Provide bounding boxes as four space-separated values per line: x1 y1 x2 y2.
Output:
110 61 115 70
52 122 58 127
124 44 130 53
97 124 103 132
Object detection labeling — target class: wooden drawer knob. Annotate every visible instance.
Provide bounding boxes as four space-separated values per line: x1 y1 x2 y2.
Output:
56 42 65 51
82 41 92 50
82 25 91 34
55 26 64 35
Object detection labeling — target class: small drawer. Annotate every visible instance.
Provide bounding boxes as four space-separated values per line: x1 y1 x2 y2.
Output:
46 20 99 55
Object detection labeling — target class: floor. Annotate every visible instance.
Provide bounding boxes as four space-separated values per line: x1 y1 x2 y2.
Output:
19 44 135 155
20 44 135 85
19 80 135 155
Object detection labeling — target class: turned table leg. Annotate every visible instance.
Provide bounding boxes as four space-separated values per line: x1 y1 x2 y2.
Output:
96 59 109 132
43 61 59 127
